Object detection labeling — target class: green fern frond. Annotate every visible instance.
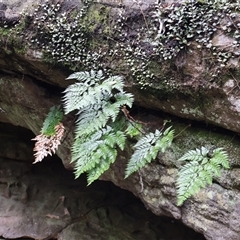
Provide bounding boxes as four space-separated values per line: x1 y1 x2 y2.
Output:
66 70 104 84
41 105 63 136
178 146 209 162
63 70 136 183
87 153 117 185
74 100 128 137
74 103 108 137
125 127 174 178
105 75 125 93
156 126 175 152
177 147 229 206
103 101 121 122
63 70 107 114
115 130 126 150
114 92 134 108
204 161 221 177
211 148 229 169
72 125 126 183
62 82 92 114
125 121 143 138
71 129 104 161
63 72 129 116
176 161 200 203
103 130 126 150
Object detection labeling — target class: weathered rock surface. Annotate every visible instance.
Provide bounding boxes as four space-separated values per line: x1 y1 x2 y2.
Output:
0 123 204 240
101 123 240 240
0 0 240 240
2 70 240 240
0 0 239 133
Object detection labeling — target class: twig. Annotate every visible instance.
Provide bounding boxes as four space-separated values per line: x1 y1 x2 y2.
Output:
227 71 240 94
174 124 191 139
121 106 146 134
133 0 149 32
138 170 144 193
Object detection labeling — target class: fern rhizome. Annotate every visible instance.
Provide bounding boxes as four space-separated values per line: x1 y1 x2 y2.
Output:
33 70 230 205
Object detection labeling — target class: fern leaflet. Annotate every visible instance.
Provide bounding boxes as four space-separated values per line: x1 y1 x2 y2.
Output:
125 126 174 178
176 146 229 206
74 98 134 138
41 105 63 136
87 156 116 185
63 71 130 115
66 70 104 84
125 121 143 138
72 126 126 184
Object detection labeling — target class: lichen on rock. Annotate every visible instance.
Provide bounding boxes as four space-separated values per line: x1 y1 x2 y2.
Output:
0 0 240 239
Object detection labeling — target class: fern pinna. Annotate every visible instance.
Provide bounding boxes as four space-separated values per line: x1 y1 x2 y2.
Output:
63 70 133 184
41 105 63 136
125 126 174 178
176 146 229 206
72 125 126 185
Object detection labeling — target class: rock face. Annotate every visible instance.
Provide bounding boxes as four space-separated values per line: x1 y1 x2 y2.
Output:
0 123 204 240
0 0 240 239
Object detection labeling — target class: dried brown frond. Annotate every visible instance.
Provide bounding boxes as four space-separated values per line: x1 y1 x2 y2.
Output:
32 122 65 164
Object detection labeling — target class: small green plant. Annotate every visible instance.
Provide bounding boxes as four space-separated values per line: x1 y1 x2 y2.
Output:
73 123 126 184
60 70 174 184
125 126 174 178
60 70 177 184
63 70 134 184
32 71 230 208
63 70 134 133
33 74 230 203
176 146 229 206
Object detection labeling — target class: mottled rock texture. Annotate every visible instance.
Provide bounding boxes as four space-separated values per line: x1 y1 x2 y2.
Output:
0 123 204 240
0 0 240 239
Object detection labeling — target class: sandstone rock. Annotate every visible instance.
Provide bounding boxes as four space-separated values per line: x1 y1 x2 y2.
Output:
0 0 240 240
0 124 204 240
